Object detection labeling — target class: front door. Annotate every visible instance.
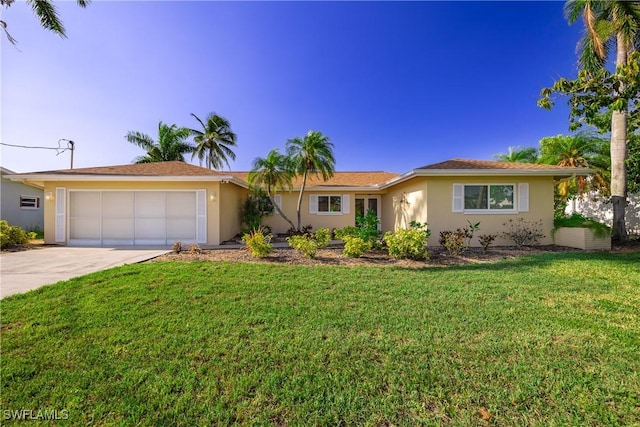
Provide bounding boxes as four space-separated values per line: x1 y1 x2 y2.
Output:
355 196 381 229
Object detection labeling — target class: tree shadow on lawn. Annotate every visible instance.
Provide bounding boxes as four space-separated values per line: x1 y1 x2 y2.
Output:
401 251 640 274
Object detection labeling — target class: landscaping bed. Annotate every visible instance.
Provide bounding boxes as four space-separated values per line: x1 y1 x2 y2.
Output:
155 245 580 267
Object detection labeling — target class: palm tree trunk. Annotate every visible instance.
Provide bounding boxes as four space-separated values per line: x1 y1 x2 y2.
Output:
611 35 628 240
267 188 296 231
296 172 308 231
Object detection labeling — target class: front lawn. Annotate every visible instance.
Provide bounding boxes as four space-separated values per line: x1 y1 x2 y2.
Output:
2 252 639 425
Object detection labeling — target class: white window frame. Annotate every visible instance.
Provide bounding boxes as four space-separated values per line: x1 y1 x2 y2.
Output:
271 194 282 215
309 194 351 215
20 195 40 210
453 183 518 214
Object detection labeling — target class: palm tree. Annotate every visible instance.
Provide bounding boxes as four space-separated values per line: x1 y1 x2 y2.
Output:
1 0 89 44
189 113 237 170
564 0 640 239
494 146 539 163
538 133 609 208
286 131 335 231
248 149 297 230
125 122 193 164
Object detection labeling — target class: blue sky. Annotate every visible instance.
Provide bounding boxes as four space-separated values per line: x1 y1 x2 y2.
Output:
2 1 583 173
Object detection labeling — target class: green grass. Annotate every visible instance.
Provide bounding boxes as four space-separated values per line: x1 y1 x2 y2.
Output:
2 252 639 425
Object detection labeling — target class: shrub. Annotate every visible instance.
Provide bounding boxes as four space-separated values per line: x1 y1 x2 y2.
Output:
334 226 359 240
287 228 331 258
27 226 44 239
342 236 372 258
383 227 429 260
172 241 182 253
356 209 381 245
478 234 497 252
187 244 202 254
553 213 611 239
242 227 273 258
240 191 274 232
501 218 545 246
313 228 332 248
0 220 31 248
287 235 318 259
439 230 467 255
438 221 480 255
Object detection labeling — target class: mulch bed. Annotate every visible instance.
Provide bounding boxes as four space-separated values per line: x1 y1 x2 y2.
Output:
152 244 604 268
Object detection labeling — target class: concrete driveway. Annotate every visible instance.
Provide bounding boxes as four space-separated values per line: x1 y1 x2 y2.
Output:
0 247 170 298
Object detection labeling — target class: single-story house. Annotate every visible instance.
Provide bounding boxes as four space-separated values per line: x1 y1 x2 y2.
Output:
1 166 44 231
7 159 590 247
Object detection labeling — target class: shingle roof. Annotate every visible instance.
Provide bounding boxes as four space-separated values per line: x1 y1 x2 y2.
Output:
417 158 576 170
228 171 400 187
26 161 226 176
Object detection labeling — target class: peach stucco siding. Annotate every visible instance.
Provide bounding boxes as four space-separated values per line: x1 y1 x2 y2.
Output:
262 190 386 234
219 183 249 243
381 176 554 246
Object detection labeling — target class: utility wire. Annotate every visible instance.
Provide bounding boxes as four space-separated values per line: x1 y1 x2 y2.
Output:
1 140 73 156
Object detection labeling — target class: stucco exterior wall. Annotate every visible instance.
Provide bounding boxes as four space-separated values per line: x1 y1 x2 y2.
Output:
380 177 428 232
262 190 385 234
41 181 223 245
1 176 44 230
424 176 554 247
219 183 249 242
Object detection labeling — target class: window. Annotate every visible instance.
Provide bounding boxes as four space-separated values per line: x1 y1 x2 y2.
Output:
318 195 342 213
309 194 351 215
20 195 40 209
453 184 519 213
464 185 514 210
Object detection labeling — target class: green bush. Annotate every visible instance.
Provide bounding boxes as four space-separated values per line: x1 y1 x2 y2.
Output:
342 236 372 258
334 226 359 240
287 228 332 258
240 191 274 232
313 228 332 249
0 220 31 248
356 209 381 245
553 213 611 239
242 227 273 258
383 228 429 260
287 235 318 259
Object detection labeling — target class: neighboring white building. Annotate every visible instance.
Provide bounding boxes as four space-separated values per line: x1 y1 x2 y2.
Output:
1 167 44 230
566 192 640 235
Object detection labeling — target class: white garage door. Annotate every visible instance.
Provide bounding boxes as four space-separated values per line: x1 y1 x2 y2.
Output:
68 190 205 246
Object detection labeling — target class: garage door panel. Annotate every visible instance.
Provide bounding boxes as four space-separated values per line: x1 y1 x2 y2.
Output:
103 192 134 217
167 192 196 217
69 190 202 246
135 192 166 217
70 218 101 240
70 192 101 217
167 218 196 241
103 219 134 238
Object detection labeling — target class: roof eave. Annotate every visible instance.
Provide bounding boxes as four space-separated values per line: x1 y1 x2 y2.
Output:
379 168 593 188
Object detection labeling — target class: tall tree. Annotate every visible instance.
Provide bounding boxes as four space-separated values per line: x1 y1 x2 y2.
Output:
539 0 640 240
494 146 539 163
286 131 335 231
189 113 237 170
248 149 297 230
1 0 89 44
125 122 193 164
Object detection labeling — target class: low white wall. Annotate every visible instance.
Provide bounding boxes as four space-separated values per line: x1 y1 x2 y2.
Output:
565 193 640 235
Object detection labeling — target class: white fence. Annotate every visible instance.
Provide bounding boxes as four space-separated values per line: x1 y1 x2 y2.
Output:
565 193 640 235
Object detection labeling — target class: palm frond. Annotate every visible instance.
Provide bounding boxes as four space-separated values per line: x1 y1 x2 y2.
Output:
28 0 66 36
